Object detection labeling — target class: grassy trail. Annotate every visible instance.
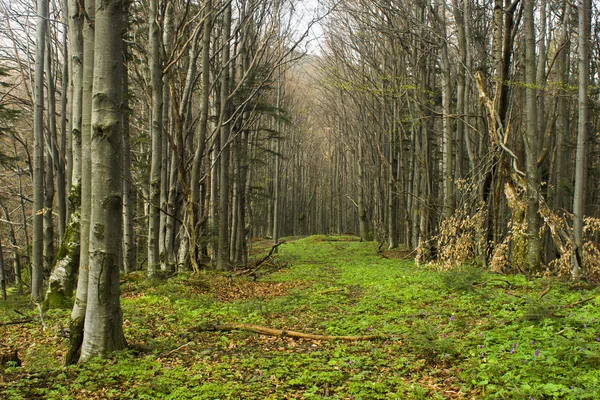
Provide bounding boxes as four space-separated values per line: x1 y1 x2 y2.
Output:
2 235 600 399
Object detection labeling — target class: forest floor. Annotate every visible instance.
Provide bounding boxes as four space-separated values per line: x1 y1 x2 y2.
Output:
2 235 600 399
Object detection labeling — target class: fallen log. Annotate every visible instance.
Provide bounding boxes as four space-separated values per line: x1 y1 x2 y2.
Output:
197 322 385 341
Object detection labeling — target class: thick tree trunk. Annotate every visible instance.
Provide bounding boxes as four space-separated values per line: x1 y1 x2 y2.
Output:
79 0 126 362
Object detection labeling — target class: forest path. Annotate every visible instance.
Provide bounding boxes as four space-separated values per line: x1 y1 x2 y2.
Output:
2 235 600 398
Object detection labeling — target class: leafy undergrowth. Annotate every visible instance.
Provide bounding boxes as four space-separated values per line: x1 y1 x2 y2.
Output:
2 235 600 399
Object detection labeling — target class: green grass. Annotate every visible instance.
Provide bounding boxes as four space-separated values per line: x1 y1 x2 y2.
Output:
2 235 600 399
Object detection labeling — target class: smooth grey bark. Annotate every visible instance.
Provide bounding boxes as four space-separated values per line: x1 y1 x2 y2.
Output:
44 40 57 279
357 132 370 242
190 0 212 267
122 2 135 274
148 0 163 277
553 1 570 211
59 1 69 235
79 0 126 363
43 138 55 278
437 0 454 220
32 0 48 302
47 0 84 308
67 0 94 366
217 0 232 270
572 0 591 280
524 0 542 273
159 3 173 270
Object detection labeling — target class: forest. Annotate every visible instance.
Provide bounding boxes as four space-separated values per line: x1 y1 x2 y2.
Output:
0 0 599 398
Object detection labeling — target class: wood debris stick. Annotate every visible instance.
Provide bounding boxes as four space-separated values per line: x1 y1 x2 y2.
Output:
33 302 47 331
564 296 595 309
0 318 33 327
539 286 551 299
234 241 287 276
472 278 513 288
197 323 386 341
163 341 195 357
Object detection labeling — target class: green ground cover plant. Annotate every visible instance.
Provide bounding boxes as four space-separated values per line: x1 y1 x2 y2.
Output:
2 235 600 399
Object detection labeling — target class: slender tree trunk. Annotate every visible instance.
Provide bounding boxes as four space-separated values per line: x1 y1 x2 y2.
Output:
524 0 542 273
59 1 69 235
67 0 94 365
159 3 173 270
148 0 163 277
191 1 212 267
554 1 570 211
44 40 57 279
1 204 22 294
357 133 370 241
122 1 135 274
31 0 48 302
46 0 84 307
217 1 232 270
572 0 591 280
0 237 6 300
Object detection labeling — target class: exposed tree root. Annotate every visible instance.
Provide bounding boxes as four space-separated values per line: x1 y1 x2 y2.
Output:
196 322 385 341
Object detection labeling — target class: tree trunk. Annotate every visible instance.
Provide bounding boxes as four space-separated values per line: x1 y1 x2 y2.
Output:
31 0 48 302
79 0 126 362
0 237 6 301
46 0 84 308
148 0 163 277
67 0 95 365
1 204 22 294
122 1 135 274
217 1 232 270
572 0 591 280
524 0 542 273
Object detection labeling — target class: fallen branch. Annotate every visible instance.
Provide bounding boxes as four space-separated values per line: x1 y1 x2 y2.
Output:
473 279 513 288
197 323 385 341
564 296 595 309
539 286 551 299
320 288 347 295
254 241 286 269
0 318 33 326
33 302 47 331
163 341 195 357
234 241 287 277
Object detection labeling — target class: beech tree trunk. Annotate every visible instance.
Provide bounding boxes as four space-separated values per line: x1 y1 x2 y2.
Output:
148 0 162 277
31 0 48 302
217 1 232 270
79 0 126 362
67 0 95 365
572 0 591 279
524 0 542 273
